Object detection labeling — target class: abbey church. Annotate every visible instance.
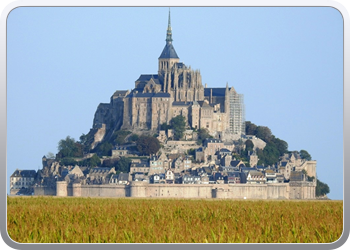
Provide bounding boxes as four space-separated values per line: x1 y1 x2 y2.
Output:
93 11 245 137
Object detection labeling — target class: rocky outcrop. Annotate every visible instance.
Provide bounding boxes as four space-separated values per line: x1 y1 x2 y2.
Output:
91 124 106 150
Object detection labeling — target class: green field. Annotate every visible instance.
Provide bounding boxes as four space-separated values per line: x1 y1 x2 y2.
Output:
7 196 343 243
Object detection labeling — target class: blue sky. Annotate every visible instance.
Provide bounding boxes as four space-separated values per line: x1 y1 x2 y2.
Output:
6 7 343 199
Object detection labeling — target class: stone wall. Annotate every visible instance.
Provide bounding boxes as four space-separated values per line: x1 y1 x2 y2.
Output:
213 184 289 199
53 181 315 200
166 141 198 146
130 182 213 198
34 186 56 196
289 181 316 199
10 189 20 195
56 181 67 196
164 140 201 154
80 184 129 197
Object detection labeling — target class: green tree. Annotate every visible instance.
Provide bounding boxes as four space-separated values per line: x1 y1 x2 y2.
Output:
171 115 186 140
112 130 132 145
129 134 139 142
57 136 83 159
187 148 196 157
59 157 78 166
136 136 161 155
245 139 254 152
96 142 113 156
262 143 279 166
197 128 212 145
241 139 254 158
245 121 258 135
79 132 93 154
102 158 119 168
160 122 171 132
79 133 88 145
316 179 330 197
300 150 312 161
257 148 266 165
115 157 131 173
256 126 272 142
88 154 101 168
273 138 288 156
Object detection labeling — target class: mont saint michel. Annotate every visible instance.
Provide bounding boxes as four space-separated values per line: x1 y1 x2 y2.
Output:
93 10 244 138
10 10 323 200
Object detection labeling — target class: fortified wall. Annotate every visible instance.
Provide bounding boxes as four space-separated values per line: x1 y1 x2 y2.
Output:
52 181 316 199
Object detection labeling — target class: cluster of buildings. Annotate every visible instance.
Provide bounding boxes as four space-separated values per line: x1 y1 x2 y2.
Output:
10 139 316 199
9 11 317 200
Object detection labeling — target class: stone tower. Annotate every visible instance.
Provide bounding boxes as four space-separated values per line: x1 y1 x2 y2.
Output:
157 9 204 102
158 9 180 90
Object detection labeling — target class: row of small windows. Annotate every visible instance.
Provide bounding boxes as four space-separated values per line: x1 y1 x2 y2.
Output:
136 98 169 102
12 182 31 186
131 168 149 172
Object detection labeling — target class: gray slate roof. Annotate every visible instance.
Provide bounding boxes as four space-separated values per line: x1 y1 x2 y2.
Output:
204 88 226 97
172 101 192 106
11 169 36 178
136 74 159 82
290 171 304 181
129 92 171 98
112 90 128 97
118 173 129 181
159 43 179 59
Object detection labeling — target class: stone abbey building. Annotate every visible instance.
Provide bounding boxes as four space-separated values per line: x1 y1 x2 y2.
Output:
93 11 245 137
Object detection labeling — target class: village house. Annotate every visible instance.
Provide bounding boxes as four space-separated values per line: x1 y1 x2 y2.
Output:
129 162 150 174
165 169 175 184
149 155 166 175
265 169 278 183
195 147 205 162
10 169 37 194
109 174 118 184
87 167 116 184
111 146 129 157
214 172 225 184
117 172 130 185
246 170 266 184
200 173 210 184
182 174 200 184
224 172 242 184
150 174 160 184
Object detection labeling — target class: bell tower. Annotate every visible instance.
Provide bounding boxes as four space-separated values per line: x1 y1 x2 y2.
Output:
158 9 180 87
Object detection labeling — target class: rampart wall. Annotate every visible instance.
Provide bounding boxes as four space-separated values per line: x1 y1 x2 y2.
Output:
34 186 56 196
213 184 289 199
53 181 315 199
80 184 129 197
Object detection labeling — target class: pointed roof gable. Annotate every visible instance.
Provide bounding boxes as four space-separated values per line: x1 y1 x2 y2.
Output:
159 43 179 59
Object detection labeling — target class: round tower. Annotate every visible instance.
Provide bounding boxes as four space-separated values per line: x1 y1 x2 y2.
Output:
72 182 82 197
56 181 68 197
129 181 147 197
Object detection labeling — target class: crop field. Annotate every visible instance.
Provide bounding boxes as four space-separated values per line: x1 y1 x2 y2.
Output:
7 196 343 243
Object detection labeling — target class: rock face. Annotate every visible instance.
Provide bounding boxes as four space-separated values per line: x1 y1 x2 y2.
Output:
91 124 106 150
38 157 61 188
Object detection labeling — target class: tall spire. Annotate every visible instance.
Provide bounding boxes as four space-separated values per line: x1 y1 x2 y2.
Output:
166 8 173 44
159 8 179 59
